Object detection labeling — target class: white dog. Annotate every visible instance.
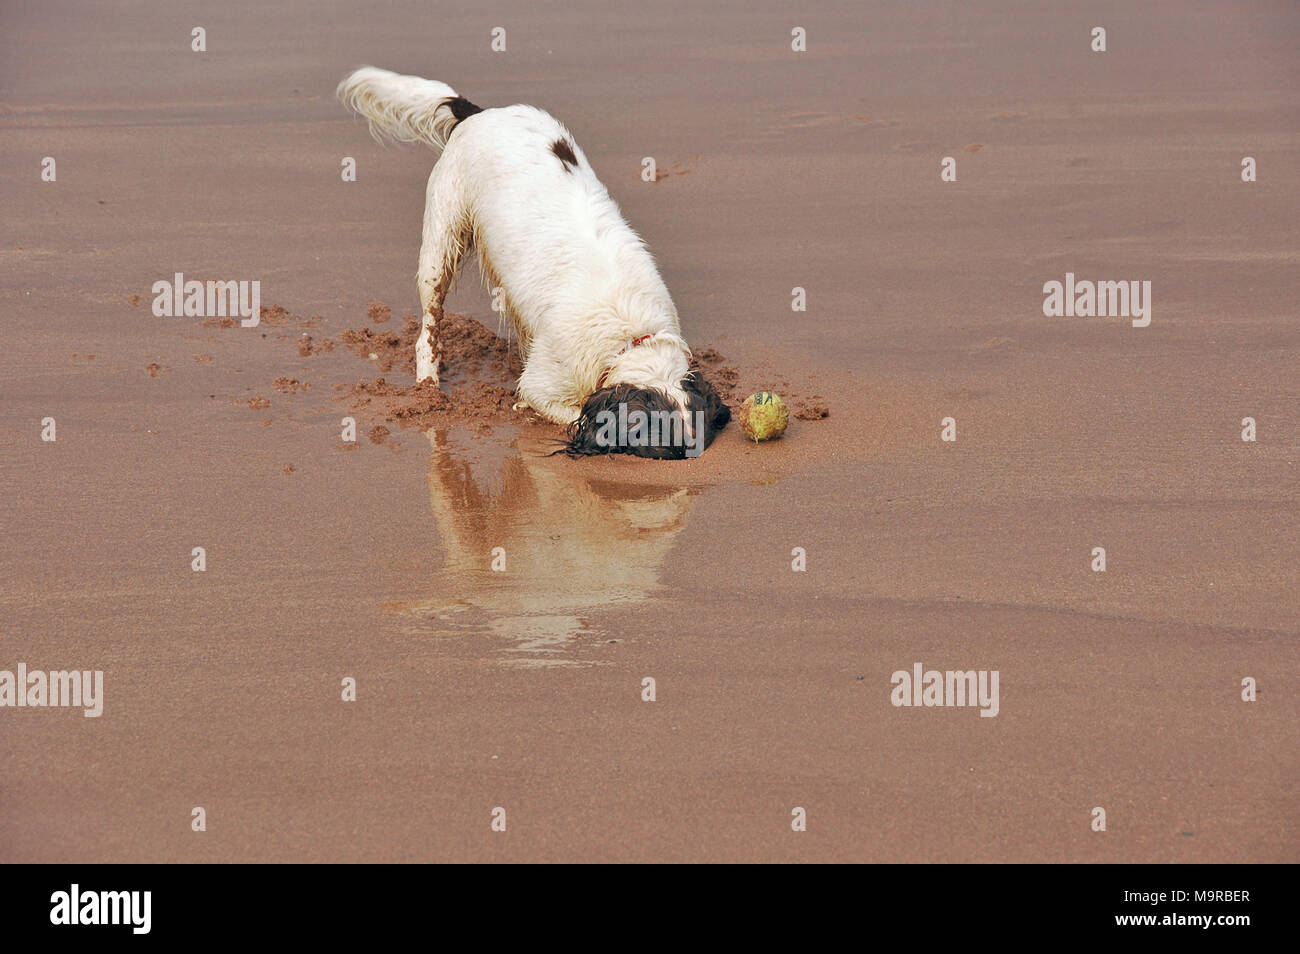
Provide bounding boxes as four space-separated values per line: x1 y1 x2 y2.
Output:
338 66 729 458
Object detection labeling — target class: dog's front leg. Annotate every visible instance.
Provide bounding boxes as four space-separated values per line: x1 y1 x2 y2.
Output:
514 393 579 426
536 401 580 427
516 362 581 426
516 393 579 427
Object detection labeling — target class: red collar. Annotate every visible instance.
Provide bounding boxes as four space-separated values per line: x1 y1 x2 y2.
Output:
597 334 655 389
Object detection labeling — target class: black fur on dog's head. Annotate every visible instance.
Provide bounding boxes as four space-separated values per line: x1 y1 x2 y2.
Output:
565 374 731 459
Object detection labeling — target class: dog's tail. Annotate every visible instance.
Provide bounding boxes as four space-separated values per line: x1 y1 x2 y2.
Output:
336 66 482 150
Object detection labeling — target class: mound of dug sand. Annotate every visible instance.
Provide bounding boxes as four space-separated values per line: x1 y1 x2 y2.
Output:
340 311 523 382
264 299 826 433
347 377 521 429
341 311 528 429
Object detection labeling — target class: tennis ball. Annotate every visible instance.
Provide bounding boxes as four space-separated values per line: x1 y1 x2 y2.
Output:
738 391 789 442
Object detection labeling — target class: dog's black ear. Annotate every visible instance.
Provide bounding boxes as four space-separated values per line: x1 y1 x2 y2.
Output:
566 385 629 457
685 373 730 447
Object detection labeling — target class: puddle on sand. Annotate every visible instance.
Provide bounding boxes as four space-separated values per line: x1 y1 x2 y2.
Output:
389 426 699 667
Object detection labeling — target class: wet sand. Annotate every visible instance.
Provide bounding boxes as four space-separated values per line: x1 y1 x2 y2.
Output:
1 1 1297 862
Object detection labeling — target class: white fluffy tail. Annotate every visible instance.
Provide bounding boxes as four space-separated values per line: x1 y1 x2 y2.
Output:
336 66 475 150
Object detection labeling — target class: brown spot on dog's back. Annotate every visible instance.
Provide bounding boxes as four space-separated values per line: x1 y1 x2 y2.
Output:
551 138 578 172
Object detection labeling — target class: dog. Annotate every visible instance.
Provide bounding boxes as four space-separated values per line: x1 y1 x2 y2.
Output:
337 67 730 458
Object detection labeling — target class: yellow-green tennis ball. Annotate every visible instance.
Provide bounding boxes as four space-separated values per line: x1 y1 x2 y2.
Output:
738 391 789 442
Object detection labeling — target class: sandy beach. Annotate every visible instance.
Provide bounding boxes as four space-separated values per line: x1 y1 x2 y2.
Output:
1 0 1296 862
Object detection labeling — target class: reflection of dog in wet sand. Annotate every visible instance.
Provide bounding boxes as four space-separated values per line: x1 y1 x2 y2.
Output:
338 66 730 457
418 429 694 656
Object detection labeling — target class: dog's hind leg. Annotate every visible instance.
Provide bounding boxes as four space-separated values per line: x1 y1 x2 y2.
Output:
415 164 470 384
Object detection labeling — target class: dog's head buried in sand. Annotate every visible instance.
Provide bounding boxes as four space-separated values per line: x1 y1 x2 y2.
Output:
338 66 731 458
566 372 732 460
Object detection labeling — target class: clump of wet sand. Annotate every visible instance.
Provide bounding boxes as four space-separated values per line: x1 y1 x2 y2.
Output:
259 304 322 328
298 335 335 357
795 402 829 421
273 376 307 394
202 304 321 330
692 347 740 401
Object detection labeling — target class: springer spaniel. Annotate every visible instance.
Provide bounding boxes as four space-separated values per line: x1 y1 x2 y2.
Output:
338 67 730 458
